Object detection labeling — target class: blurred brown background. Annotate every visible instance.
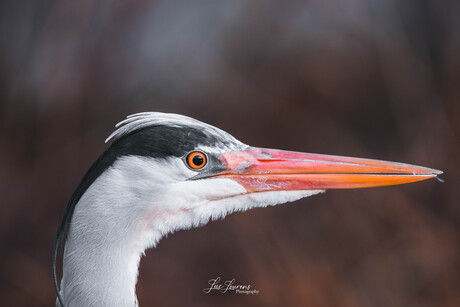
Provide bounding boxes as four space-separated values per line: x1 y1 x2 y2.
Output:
1 1 459 306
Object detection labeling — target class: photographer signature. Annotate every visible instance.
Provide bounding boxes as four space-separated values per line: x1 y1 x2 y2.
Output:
203 277 259 294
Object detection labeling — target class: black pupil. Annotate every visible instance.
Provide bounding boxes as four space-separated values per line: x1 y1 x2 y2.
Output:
192 154 204 166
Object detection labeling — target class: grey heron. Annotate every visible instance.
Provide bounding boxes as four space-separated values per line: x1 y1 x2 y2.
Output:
53 112 442 306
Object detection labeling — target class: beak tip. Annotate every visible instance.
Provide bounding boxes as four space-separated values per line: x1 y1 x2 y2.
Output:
417 165 442 176
430 168 443 176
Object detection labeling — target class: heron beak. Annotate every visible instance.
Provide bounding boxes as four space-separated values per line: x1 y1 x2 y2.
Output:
216 148 442 192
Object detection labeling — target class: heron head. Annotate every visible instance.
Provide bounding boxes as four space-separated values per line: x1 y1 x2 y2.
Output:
64 112 438 247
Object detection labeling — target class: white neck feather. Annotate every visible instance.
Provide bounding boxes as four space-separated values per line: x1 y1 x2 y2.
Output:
60 156 322 306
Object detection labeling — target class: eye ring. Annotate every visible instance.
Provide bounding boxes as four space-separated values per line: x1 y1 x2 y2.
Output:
187 151 207 169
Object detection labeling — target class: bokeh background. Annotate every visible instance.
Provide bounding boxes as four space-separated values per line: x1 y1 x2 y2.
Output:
1 1 459 306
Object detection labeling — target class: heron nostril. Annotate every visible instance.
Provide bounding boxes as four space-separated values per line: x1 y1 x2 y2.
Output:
258 152 275 159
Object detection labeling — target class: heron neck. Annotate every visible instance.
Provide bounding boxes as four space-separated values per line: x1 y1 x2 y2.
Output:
62 227 142 307
60 182 152 306
59 157 177 306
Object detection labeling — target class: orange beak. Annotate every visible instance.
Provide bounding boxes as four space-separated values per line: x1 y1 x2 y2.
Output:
215 148 442 192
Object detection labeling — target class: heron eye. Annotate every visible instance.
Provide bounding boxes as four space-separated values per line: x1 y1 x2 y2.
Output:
187 152 207 169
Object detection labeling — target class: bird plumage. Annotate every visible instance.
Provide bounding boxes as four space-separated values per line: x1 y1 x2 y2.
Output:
54 112 441 306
